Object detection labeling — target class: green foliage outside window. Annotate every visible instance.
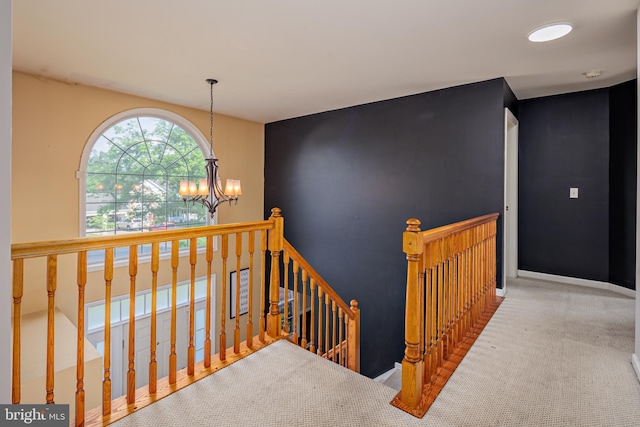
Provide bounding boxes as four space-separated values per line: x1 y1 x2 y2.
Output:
85 116 208 236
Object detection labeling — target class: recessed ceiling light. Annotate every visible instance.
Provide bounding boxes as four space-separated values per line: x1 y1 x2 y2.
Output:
528 22 573 42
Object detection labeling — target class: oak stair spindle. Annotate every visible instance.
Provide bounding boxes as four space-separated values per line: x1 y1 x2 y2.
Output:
102 248 114 416
234 233 243 354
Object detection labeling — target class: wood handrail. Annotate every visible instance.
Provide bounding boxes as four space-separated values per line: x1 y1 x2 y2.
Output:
420 213 499 244
283 239 355 319
11 220 274 259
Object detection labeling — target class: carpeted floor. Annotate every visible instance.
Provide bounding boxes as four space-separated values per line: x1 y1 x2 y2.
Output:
112 278 640 426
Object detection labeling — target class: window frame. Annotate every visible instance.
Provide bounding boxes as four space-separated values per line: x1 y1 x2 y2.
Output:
77 108 216 270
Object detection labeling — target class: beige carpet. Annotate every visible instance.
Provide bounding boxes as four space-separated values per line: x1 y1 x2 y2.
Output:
112 278 640 426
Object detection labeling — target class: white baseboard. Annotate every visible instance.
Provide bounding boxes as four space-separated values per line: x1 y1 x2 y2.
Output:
517 270 636 298
633 354 640 383
373 362 402 382
496 288 506 297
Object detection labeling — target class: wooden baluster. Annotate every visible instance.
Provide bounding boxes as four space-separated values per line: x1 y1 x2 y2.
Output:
424 251 434 383
445 237 452 356
476 228 481 310
418 250 425 366
247 231 255 348
220 235 228 360
188 238 197 374
301 270 308 349
452 234 460 346
12 259 23 404
480 228 486 313
76 251 87 426
463 232 470 335
470 231 477 323
169 241 179 384
283 252 290 336
234 233 242 353
309 279 316 354
401 218 424 408
267 208 284 338
317 286 326 356
443 239 450 359
430 248 439 382
205 236 213 367
347 300 360 373
102 248 114 415
338 307 344 366
344 309 349 367
317 286 323 356
127 245 138 405
324 293 330 358
422 251 430 384
456 234 462 339
471 229 476 320
331 300 337 363
46 255 57 404
492 224 497 295
437 241 445 369
259 230 266 343
149 242 159 393
292 260 299 344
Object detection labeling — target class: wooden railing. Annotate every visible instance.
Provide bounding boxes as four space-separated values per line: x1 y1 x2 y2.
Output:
281 240 360 372
391 213 502 418
10 208 360 426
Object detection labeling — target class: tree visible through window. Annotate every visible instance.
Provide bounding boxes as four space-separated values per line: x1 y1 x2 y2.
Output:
85 116 207 236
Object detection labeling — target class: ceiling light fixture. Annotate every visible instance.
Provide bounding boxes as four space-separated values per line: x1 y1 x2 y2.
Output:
528 22 573 43
179 79 241 217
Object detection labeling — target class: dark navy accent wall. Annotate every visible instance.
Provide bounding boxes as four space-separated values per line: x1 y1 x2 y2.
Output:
265 78 507 377
609 80 637 289
519 89 611 282
503 79 518 118
519 82 637 289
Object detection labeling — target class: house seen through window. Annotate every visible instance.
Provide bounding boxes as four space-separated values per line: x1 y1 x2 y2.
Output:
81 110 211 265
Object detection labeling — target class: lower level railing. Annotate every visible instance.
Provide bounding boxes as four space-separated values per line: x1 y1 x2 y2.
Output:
391 213 501 417
10 208 359 426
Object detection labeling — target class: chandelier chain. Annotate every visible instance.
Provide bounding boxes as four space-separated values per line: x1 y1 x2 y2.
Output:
209 81 214 158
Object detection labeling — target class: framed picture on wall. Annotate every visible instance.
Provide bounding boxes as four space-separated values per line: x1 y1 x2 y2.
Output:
230 268 249 318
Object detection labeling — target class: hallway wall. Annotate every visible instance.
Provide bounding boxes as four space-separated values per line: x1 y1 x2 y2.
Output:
519 81 637 290
265 78 508 377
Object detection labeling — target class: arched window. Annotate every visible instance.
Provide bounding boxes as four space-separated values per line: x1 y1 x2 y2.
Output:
79 109 211 237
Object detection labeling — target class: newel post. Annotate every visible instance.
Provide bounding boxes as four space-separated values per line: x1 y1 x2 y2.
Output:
267 208 284 338
401 218 424 408
347 300 361 373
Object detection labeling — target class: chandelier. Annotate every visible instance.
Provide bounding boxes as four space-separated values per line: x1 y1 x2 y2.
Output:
179 79 241 217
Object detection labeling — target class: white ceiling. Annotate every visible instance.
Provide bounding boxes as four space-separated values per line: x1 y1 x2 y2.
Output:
11 0 639 124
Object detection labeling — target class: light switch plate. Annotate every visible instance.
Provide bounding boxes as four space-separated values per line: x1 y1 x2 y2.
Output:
570 187 579 199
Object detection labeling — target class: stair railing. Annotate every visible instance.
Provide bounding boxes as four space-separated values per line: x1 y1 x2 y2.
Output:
280 239 360 372
391 213 501 417
10 207 359 427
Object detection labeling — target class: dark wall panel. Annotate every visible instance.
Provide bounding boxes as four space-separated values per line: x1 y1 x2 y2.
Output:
503 79 518 118
519 89 610 282
265 79 506 377
609 80 637 289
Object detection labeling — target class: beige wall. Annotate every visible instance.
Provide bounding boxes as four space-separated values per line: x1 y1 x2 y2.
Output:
12 71 264 244
12 72 268 404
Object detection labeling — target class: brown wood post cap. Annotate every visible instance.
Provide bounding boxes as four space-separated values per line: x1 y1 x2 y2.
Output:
406 218 421 232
